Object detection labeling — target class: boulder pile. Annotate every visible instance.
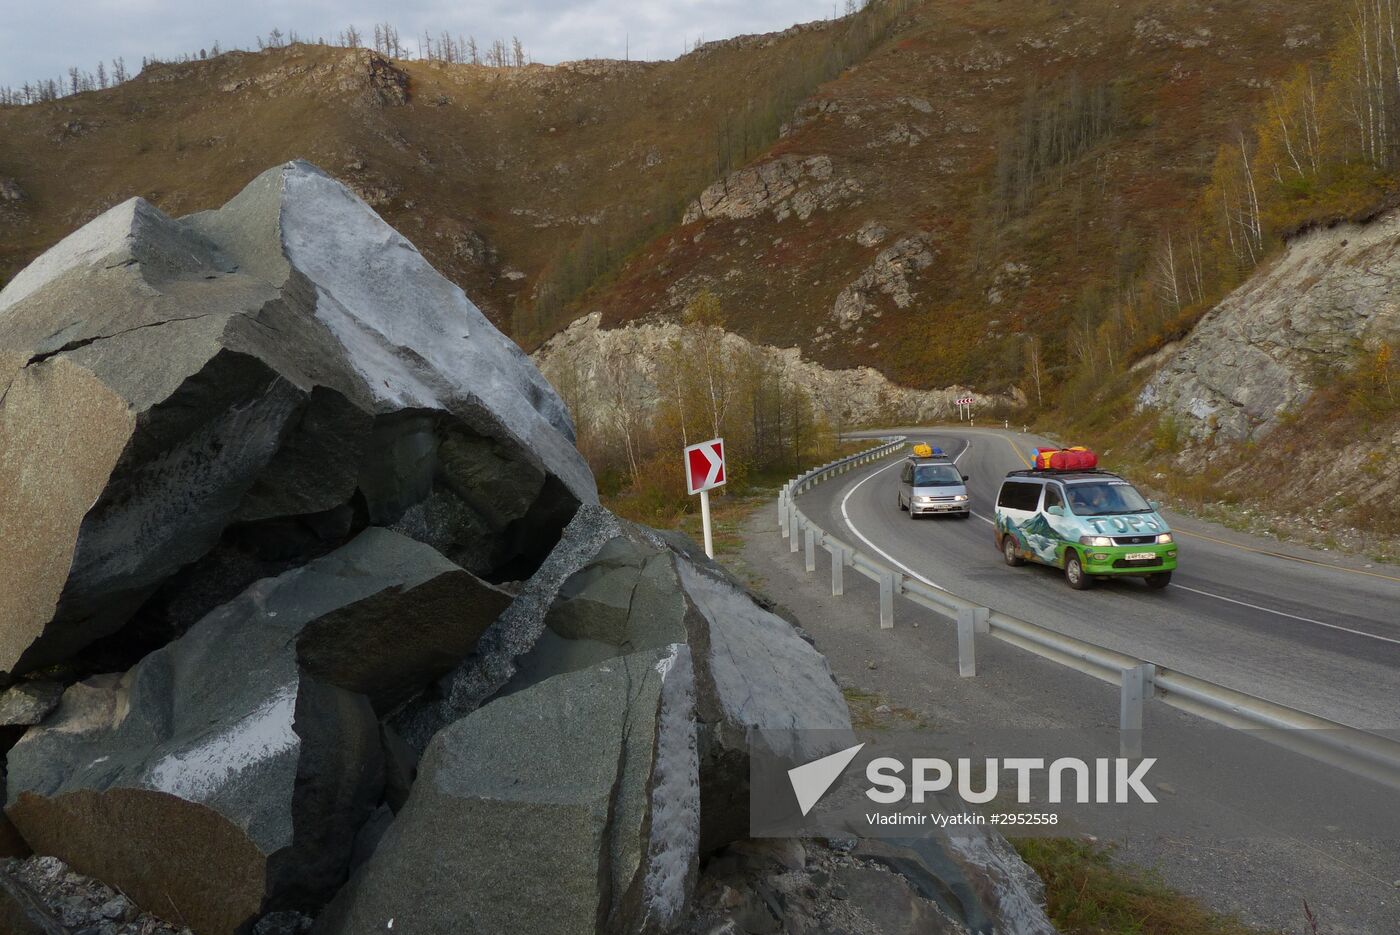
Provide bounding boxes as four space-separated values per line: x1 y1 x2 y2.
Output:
0 162 856 933
0 161 1052 935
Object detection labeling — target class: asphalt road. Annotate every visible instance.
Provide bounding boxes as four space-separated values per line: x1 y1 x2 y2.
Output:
802 427 1400 731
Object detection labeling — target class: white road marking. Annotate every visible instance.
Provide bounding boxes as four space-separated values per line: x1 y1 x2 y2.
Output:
838 452 945 590
1168 583 1400 646
849 432 1400 646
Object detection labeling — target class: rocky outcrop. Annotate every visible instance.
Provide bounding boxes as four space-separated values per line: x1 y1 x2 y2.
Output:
832 233 937 330
534 313 1011 435
1140 211 1400 440
0 160 593 680
0 179 22 203
682 155 861 225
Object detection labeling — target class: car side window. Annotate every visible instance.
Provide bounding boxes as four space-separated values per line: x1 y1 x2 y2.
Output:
901 463 912 484
998 481 1040 511
1044 484 1063 511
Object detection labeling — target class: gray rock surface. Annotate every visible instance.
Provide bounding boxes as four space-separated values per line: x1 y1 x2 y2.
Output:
0 683 63 727
0 528 521 931
319 644 699 935
2 855 192 934
0 160 594 679
682 155 860 224
491 517 852 853
389 503 627 750
1140 211 1400 440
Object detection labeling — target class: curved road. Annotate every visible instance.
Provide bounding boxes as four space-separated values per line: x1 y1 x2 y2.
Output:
800 427 1400 730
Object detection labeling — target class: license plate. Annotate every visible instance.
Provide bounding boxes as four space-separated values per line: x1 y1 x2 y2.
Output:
1125 552 1156 561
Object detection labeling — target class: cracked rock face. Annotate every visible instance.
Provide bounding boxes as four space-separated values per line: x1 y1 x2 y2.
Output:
1140 211 1400 440
1 526 509 933
832 234 936 330
681 155 860 225
319 643 699 935
0 160 595 679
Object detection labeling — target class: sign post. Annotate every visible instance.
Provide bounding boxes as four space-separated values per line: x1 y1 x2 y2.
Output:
684 437 726 558
956 395 975 422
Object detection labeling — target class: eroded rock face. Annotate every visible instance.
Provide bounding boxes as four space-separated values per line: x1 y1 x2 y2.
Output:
1140 211 1400 440
319 644 699 935
3 527 514 933
0 160 595 679
681 155 860 224
488 518 853 853
832 233 936 330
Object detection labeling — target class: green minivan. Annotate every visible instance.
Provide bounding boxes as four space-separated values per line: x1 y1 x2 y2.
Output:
994 469 1178 590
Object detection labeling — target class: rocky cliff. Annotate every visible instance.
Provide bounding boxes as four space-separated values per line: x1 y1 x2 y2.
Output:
535 312 1017 438
0 163 1053 934
1140 212 1400 441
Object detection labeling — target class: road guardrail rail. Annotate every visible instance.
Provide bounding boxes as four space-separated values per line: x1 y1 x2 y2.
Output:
778 437 1400 791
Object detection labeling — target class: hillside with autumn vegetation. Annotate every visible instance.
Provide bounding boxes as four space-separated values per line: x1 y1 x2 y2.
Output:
4 0 1399 540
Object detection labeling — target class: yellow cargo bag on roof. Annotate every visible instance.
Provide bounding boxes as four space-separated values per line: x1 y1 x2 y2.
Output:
912 443 934 458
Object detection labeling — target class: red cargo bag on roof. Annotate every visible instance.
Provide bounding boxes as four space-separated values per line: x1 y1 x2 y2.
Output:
1033 447 1098 470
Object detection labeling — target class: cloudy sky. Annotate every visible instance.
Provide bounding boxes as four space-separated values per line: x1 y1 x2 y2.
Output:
1 0 845 89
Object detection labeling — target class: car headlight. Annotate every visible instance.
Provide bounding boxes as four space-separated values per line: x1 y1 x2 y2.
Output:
953 494 968 502
1156 533 1173 544
916 496 935 504
1079 536 1113 547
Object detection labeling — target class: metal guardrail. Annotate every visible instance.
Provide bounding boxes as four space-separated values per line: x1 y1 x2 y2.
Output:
778 437 1400 791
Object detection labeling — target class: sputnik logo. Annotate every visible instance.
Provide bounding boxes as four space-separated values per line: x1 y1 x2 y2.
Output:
787 743 865 816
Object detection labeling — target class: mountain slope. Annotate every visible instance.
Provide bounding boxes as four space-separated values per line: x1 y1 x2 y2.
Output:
577 0 1337 389
0 18 874 332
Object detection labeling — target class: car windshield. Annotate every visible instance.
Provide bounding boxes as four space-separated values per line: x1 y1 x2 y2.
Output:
914 464 962 486
1065 481 1152 516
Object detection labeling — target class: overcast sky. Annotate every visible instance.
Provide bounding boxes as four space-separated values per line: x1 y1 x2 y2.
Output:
1 0 844 89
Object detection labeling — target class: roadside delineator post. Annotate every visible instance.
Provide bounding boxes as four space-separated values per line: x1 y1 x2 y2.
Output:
879 571 895 630
956 607 989 677
1120 663 1156 759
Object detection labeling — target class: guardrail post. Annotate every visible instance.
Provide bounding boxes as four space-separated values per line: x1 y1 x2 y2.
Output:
804 528 816 572
778 489 788 537
1119 664 1155 758
879 572 895 629
831 546 845 596
956 607 988 677
789 511 801 554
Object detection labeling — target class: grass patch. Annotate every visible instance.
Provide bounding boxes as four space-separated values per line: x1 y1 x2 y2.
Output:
1014 838 1278 935
841 686 929 730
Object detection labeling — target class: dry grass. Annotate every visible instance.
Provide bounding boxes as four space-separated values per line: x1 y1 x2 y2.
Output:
0 0 1342 390
1015 838 1281 935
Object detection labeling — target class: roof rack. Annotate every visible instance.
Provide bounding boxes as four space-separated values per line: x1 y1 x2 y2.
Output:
1005 468 1120 479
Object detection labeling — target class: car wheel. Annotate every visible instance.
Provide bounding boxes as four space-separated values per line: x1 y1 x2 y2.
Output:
959 511 972 520
1002 534 1024 566
1146 572 1172 590
898 493 907 512
1064 551 1094 590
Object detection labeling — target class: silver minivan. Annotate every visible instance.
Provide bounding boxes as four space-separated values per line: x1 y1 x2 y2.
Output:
896 456 971 519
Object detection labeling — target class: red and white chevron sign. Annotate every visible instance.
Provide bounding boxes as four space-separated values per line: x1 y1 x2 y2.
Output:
684 438 726 495
957 396 975 406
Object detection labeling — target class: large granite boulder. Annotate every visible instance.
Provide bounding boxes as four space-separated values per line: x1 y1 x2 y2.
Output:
0 160 595 679
318 644 700 935
428 516 853 853
3 527 509 934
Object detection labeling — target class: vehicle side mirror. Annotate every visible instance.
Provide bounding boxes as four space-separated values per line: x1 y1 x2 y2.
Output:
962 474 969 482
1046 505 1064 517
1149 500 1161 511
